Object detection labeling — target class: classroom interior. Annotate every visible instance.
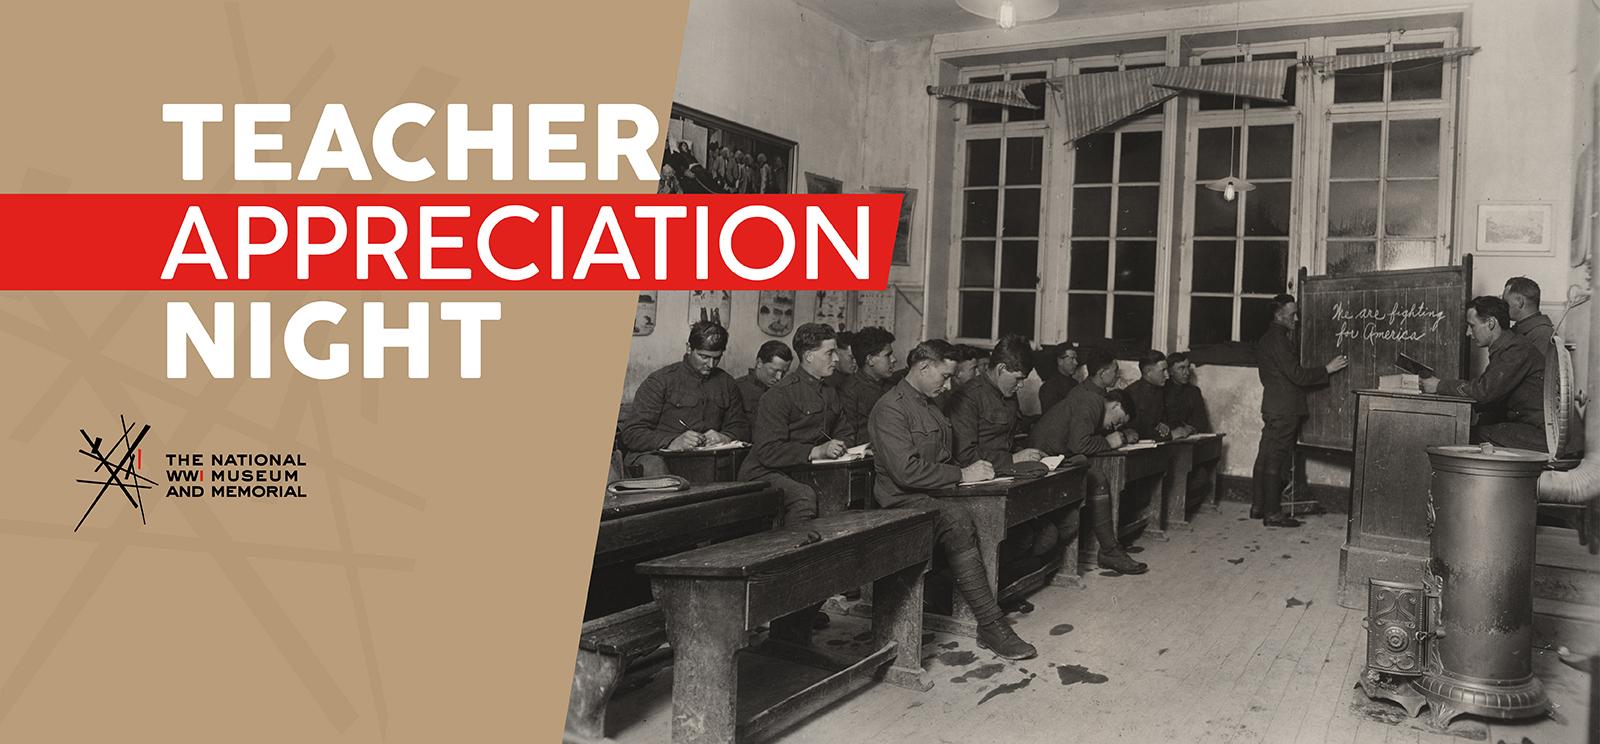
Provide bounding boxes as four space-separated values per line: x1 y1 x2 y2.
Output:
582 0 1600 742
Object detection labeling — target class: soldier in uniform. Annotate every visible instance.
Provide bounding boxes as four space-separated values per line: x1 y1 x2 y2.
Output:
1030 347 1148 575
740 323 855 526
1164 352 1209 437
839 326 897 439
1123 351 1171 441
1421 296 1547 451
869 340 1038 660
736 340 793 418
1037 342 1080 416
618 320 750 476
826 330 858 388
1255 295 1349 527
1502 276 1554 352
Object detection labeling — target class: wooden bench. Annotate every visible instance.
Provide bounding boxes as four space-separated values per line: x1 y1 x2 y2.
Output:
1160 433 1225 532
1086 443 1172 570
569 482 781 742
638 508 937 744
923 464 1088 636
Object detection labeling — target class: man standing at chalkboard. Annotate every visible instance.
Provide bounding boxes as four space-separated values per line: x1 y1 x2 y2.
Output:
1255 295 1350 528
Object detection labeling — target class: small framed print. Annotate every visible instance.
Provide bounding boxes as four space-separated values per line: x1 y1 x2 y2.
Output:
1475 202 1554 256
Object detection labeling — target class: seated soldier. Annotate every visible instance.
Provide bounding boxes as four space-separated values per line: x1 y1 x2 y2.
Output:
736 340 793 418
936 344 986 410
1164 352 1210 438
1123 351 1172 441
1421 296 1547 450
826 330 858 388
1030 347 1148 575
870 339 1038 660
839 326 897 441
1038 342 1080 416
1503 276 1554 352
945 334 1058 600
741 323 855 525
618 320 750 476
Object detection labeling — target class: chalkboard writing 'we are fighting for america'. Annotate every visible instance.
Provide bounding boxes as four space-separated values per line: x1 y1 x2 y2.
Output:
1330 301 1449 347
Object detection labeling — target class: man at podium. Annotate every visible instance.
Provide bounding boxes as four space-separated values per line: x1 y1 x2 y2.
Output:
1421 296 1546 451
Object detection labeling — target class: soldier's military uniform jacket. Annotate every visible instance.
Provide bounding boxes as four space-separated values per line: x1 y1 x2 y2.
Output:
741 367 856 479
1038 373 1077 416
869 379 962 508
619 361 750 454
1030 381 1114 457
1123 379 1168 440
735 372 769 418
1437 331 1546 429
1165 382 1212 433
1257 323 1328 417
1512 312 1554 353
945 376 1020 468
839 370 896 442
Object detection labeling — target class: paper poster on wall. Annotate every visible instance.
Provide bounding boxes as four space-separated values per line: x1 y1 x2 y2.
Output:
633 292 658 336
814 290 849 330
688 289 732 326
857 289 895 331
757 290 796 336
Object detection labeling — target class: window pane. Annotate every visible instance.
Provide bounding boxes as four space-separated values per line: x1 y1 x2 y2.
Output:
968 74 1004 123
1248 124 1295 179
1330 122 1382 179
1112 296 1154 343
1079 65 1119 75
1384 180 1439 236
1241 241 1288 294
1004 188 1042 237
1245 181 1292 236
1196 127 1241 181
1333 46 1385 103
1067 294 1108 340
1075 133 1115 184
1194 185 1238 237
1189 297 1234 345
1120 131 1163 183
1006 137 1044 185
1327 181 1379 237
1192 240 1236 293
1001 241 1037 288
966 139 1001 187
1011 71 1049 122
963 189 998 237
1381 240 1435 271
1069 241 1109 290
960 240 995 288
1327 241 1377 275
1387 119 1441 178
1392 42 1445 101
1115 241 1157 291
1072 187 1112 236
1239 298 1276 343
1198 55 1245 110
1117 186 1160 237
959 291 995 338
998 292 1037 335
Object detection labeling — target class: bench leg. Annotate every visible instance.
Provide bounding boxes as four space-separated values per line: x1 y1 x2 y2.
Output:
873 561 933 691
656 579 744 744
1050 504 1083 589
566 650 625 742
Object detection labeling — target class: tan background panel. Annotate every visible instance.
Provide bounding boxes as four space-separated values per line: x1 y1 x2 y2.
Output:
0 1 688 741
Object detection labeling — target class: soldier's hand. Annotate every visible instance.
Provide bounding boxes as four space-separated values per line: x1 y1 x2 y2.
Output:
1012 448 1045 463
702 429 732 446
1121 429 1140 444
1326 355 1350 374
961 461 996 483
1420 377 1441 394
1106 431 1126 449
1171 425 1195 439
668 430 705 451
810 439 846 460
1155 422 1172 438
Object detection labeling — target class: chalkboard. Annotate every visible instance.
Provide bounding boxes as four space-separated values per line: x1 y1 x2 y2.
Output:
1297 258 1471 450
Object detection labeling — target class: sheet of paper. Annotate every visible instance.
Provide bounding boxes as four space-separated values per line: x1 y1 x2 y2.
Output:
811 452 867 464
960 475 1017 486
696 440 749 451
1040 454 1065 470
1119 441 1160 451
845 443 871 455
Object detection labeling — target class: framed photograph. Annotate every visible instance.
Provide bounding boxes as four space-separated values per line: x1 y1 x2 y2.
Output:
1475 202 1554 256
756 290 796 336
868 187 917 266
658 104 795 195
805 172 843 194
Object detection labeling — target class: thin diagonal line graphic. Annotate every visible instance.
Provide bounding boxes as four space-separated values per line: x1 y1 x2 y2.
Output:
73 423 149 532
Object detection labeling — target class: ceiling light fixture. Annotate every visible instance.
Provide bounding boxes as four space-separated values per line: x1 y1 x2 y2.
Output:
957 0 1059 31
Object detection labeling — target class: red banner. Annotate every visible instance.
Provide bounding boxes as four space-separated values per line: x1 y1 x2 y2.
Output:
1 194 901 290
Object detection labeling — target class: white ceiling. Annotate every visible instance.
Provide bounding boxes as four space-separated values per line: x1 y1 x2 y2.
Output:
792 0 1250 41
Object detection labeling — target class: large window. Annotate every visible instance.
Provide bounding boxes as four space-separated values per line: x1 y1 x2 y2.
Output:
955 67 1050 340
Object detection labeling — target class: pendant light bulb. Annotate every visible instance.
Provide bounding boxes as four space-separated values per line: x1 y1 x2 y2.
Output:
1223 182 1237 202
997 0 1017 29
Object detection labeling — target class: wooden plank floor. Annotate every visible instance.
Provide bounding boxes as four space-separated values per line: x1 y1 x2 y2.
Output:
604 501 1596 744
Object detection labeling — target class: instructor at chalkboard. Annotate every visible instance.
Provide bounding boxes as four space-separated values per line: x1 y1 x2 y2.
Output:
1254 294 1349 528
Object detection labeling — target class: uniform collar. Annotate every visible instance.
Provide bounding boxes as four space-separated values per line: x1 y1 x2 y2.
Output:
1486 331 1518 358
1515 312 1552 332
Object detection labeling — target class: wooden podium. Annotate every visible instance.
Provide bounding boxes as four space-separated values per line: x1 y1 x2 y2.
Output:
1338 389 1473 608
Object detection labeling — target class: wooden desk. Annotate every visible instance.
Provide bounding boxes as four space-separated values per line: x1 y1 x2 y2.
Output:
1161 434 1226 532
660 446 749 483
789 456 874 516
924 465 1089 636
1338 390 1472 608
1087 444 1172 569
640 509 936 744
595 481 779 573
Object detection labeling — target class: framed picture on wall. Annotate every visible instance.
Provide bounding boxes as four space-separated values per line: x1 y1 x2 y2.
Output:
805 172 843 194
659 104 795 195
867 186 917 266
1475 202 1555 256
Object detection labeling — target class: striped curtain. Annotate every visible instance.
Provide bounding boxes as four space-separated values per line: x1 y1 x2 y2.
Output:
1055 67 1177 144
1314 46 1480 72
926 81 1040 110
1151 59 1294 102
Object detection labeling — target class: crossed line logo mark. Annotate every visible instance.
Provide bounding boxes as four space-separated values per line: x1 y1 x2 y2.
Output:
74 416 156 532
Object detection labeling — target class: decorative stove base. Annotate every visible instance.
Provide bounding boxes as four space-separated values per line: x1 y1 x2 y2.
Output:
1357 671 1428 719
1414 671 1549 727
